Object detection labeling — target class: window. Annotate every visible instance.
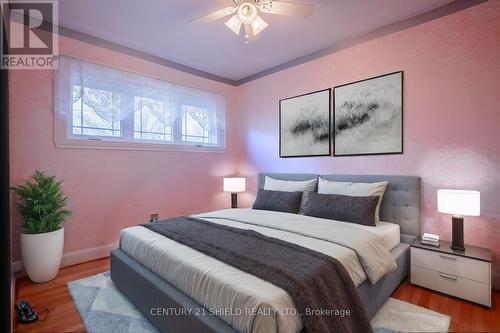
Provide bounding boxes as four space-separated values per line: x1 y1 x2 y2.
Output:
182 105 211 143
71 86 122 137
134 96 172 142
54 56 225 151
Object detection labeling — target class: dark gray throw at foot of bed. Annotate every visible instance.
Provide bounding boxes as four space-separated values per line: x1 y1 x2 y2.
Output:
142 217 373 333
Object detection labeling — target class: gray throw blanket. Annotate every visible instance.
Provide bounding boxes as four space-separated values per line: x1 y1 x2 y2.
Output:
143 217 373 333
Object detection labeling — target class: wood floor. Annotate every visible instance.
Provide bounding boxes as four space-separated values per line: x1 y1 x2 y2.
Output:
392 280 500 332
14 257 500 332
14 258 109 333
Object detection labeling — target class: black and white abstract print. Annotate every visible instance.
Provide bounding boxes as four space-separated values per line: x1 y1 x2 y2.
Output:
280 89 331 157
334 72 403 156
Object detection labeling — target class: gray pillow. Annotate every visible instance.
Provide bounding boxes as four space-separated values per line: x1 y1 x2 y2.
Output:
317 178 388 223
252 189 303 214
302 192 380 226
263 176 317 213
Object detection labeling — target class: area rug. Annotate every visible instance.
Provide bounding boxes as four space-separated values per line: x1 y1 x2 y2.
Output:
68 272 450 333
371 297 450 332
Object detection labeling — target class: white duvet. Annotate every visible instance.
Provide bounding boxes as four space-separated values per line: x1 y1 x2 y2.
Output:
119 209 399 333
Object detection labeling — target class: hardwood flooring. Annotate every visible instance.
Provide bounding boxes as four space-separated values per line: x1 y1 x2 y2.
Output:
14 257 109 333
392 281 500 332
14 257 500 332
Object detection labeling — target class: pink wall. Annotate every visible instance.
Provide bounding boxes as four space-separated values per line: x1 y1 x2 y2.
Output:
9 35 239 263
235 1 500 288
9 1 500 290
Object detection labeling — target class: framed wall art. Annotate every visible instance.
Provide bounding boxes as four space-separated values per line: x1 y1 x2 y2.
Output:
333 71 403 156
279 88 331 158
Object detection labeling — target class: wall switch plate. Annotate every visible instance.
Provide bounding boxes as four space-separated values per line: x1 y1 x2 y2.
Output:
150 214 159 223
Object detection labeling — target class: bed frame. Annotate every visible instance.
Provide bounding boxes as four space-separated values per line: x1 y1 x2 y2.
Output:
111 173 421 333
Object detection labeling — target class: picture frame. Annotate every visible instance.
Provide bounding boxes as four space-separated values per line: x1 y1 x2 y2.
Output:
333 71 403 157
279 88 331 158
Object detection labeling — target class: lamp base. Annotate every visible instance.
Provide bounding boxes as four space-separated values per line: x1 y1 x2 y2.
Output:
450 215 465 252
231 193 237 209
450 245 465 251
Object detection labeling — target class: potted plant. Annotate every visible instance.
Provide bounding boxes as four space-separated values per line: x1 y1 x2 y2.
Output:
11 171 71 282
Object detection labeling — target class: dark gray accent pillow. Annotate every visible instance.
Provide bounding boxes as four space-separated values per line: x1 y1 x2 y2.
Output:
252 189 303 214
303 192 380 226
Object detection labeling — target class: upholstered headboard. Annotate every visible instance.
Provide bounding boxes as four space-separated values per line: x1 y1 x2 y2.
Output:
258 173 421 243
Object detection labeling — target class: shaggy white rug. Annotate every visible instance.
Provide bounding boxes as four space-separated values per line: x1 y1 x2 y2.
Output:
371 297 450 332
68 272 450 333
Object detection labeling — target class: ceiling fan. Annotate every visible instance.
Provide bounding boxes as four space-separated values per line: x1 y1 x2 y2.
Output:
190 0 314 43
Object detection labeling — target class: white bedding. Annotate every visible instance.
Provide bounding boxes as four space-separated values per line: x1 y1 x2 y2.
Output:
119 209 400 333
345 219 400 251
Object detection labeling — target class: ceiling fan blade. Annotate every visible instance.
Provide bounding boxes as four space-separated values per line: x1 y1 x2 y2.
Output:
189 7 236 24
259 1 313 17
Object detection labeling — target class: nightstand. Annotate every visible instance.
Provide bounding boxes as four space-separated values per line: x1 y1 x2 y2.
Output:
411 237 492 307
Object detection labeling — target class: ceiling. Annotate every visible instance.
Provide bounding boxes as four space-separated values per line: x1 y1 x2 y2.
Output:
56 0 454 82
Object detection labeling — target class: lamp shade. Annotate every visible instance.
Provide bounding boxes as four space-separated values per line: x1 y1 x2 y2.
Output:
224 15 242 35
437 189 480 216
223 177 246 193
251 15 268 35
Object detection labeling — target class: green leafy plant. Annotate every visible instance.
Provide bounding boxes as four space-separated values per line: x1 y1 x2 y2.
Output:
11 170 71 234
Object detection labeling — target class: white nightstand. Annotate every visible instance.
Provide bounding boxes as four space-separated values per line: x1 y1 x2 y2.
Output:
411 237 492 307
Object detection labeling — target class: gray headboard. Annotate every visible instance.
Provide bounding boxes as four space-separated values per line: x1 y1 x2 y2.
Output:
258 173 421 243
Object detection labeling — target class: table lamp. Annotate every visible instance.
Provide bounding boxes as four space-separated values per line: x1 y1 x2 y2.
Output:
437 189 480 251
223 177 246 208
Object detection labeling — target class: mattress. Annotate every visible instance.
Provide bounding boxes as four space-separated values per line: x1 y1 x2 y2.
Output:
347 220 400 251
119 209 400 333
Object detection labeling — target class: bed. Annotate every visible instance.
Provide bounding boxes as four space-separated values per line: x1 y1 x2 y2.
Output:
110 173 421 333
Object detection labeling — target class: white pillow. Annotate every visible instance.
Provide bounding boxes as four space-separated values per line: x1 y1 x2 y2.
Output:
317 177 388 223
264 176 317 212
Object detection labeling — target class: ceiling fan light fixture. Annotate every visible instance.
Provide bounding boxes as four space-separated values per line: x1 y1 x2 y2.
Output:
237 3 258 24
224 15 242 35
251 15 268 36
191 0 314 43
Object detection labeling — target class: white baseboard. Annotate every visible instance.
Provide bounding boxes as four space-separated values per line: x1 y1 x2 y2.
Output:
61 242 118 267
12 261 24 276
11 242 118 275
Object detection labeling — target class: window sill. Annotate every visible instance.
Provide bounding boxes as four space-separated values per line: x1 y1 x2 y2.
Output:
54 138 227 153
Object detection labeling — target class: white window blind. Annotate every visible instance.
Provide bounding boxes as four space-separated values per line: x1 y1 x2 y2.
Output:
54 55 225 151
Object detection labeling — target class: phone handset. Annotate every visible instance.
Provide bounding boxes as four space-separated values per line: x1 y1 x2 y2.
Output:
15 300 38 324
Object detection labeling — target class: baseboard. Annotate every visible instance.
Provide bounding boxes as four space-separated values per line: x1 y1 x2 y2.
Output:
11 261 23 276
11 242 118 276
61 242 118 267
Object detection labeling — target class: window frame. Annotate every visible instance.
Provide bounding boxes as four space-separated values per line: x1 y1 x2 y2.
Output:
54 57 226 153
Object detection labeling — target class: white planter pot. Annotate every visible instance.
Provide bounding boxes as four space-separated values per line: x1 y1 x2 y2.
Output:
21 227 64 283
